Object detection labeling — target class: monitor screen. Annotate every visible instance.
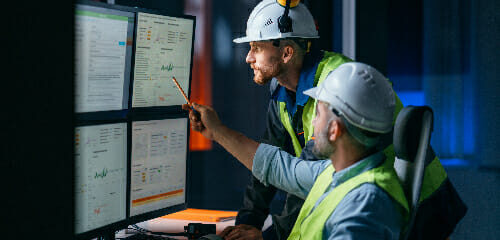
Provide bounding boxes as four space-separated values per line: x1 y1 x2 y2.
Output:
130 118 187 217
132 12 194 108
75 4 134 113
74 123 128 234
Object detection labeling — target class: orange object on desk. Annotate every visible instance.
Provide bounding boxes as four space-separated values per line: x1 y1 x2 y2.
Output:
161 208 238 222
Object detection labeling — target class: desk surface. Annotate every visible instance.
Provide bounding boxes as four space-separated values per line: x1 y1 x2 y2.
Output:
116 217 235 239
116 213 272 239
140 217 236 234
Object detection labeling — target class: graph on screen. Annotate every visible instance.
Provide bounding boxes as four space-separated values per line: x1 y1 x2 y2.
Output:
74 123 127 234
132 12 194 107
75 5 134 113
130 118 187 216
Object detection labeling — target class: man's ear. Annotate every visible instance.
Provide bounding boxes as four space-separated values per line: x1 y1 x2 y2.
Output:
282 45 294 64
328 119 342 142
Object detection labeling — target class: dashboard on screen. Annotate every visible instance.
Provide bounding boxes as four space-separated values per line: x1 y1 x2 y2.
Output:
132 12 194 108
74 123 127 234
75 4 134 113
129 118 187 216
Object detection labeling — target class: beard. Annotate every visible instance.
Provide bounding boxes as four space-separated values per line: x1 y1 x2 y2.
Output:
251 56 283 85
313 125 335 159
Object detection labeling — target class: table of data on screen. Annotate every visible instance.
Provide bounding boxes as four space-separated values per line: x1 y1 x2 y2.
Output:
75 7 133 113
130 118 187 216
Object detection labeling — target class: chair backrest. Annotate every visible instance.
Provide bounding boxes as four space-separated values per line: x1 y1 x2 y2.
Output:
393 106 434 240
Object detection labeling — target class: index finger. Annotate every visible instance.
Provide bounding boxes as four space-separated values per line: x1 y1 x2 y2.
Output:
181 103 191 111
192 102 205 112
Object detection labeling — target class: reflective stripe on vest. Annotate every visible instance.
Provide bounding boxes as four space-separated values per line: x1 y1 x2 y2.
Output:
279 101 303 157
419 156 447 203
278 52 352 157
288 160 409 240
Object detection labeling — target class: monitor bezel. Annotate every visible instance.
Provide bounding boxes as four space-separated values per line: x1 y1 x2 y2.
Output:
128 7 196 112
127 112 190 226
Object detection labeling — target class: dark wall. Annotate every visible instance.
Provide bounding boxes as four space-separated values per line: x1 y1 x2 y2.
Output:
356 0 389 75
447 168 500 239
386 0 423 91
2 1 74 239
474 0 500 168
305 0 335 51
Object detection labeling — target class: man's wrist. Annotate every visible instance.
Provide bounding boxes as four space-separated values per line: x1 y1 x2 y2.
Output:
211 124 227 143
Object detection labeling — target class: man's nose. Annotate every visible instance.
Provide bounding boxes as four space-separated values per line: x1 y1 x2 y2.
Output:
246 51 255 64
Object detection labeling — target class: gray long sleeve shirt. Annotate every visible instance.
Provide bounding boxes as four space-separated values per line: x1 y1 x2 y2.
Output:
252 143 404 240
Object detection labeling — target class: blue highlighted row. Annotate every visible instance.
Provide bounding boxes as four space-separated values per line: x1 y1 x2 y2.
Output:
118 41 126 46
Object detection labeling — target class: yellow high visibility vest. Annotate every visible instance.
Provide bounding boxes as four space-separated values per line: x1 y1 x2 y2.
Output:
287 159 409 240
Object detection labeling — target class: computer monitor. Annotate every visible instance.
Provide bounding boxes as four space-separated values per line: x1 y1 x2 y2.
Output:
131 12 195 108
74 122 128 237
74 2 194 238
129 117 188 220
75 3 134 113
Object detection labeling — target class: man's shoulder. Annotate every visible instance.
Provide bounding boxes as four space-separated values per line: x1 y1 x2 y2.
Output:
343 183 391 204
334 183 402 221
325 183 403 239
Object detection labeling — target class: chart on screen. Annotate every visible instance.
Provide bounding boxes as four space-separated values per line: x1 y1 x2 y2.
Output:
74 123 127 233
132 12 194 107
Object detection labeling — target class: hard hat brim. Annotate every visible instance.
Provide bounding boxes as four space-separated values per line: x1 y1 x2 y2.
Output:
234 35 320 43
303 87 320 100
233 36 253 43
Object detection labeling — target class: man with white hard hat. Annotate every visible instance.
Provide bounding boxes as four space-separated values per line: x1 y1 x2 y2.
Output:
229 0 352 238
188 62 408 239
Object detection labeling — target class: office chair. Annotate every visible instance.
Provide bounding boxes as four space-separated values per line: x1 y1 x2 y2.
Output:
393 106 434 240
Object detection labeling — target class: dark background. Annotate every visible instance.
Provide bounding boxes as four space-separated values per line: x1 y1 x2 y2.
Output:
2 0 498 239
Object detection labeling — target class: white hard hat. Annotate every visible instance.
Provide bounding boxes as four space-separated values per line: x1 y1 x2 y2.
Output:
233 0 319 43
304 62 396 133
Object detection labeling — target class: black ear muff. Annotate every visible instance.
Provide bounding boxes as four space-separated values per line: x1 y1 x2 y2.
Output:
278 0 293 33
278 15 292 33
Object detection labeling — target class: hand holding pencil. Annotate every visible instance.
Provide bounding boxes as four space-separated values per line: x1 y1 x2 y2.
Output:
171 76 221 139
185 102 223 140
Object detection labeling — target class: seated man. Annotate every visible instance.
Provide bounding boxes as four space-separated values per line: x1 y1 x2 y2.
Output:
187 62 408 239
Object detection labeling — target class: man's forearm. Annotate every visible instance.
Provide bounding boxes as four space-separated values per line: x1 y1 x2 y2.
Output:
212 125 260 170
